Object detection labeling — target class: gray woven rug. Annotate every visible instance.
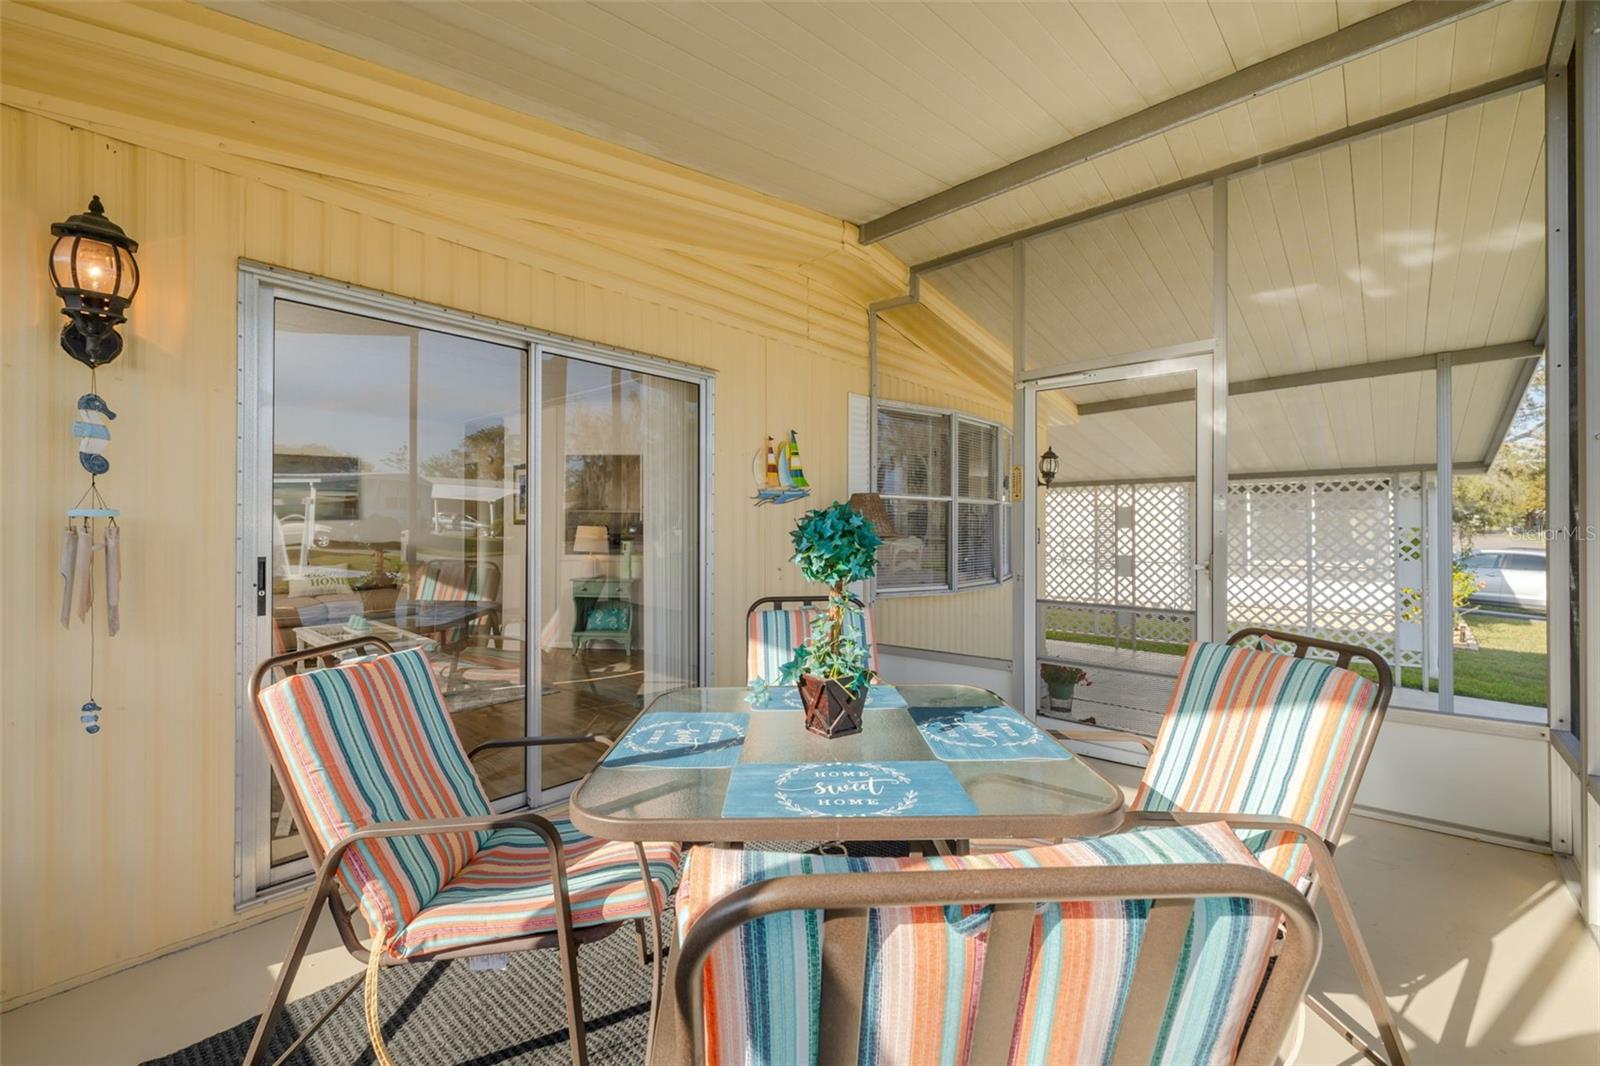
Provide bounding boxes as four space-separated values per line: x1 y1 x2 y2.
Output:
148 842 909 1065
146 919 661 1066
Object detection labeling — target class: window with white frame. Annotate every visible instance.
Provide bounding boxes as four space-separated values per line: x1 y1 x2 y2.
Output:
850 395 1011 593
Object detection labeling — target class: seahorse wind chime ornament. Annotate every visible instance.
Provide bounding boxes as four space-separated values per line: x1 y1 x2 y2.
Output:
49 196 140 735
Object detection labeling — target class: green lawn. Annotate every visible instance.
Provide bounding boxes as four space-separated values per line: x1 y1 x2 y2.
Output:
1042 628 1190 657
1049 611 1548 710
1042 604 1191 657
1398 616 1548 708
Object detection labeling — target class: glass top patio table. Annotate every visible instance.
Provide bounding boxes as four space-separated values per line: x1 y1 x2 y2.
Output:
567 684 1125 843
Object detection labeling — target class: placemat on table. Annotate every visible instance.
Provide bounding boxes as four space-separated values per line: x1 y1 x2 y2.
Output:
721 760 977 819
909 705 1073 762
600 711 748 769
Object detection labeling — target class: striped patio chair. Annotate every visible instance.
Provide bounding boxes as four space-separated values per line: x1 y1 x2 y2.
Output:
398 557 503 647
745 594 878 686
1048 627 1408 1065
663 822 1319 1066
244 638 680 1066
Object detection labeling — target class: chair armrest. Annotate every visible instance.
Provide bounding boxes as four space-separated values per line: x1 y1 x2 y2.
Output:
1118 811 1340 883
467 734 614 760
1118 810 1327 847
321 810 568 880
1045 728 1155 753
1118 809 1406 1064
454 633 525 648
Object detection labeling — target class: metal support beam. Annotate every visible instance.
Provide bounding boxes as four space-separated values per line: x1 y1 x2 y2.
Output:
911 65 1540 277
865 278 921 608
1208 177 1229 639
1481 341 1542 469
1546 4 1573 739
1017 382 1040 717
1049 459 1488 488
1577 0 1600 781
867 277 922 489
1435 354 1454 711
863 0 1504 245
1073 340 1542 417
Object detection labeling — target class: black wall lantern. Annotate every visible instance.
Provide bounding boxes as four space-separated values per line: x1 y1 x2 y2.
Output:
49 196 139 367
1038 445 1059 488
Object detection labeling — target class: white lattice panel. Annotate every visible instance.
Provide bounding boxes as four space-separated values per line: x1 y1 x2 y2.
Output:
1046 474 1426 672
1042 483 1192 611
1225 475 1424 671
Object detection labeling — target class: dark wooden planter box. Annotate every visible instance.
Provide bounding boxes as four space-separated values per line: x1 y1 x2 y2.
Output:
798 674 865 738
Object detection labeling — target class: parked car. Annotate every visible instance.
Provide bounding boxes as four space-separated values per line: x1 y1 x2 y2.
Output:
278 516 331 548
431 511 488 536
1459 547 1546 613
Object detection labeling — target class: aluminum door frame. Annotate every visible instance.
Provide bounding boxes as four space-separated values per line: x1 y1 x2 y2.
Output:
1016 346 1222 720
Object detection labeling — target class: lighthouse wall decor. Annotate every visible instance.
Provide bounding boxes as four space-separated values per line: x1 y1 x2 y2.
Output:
752 429 811 506
50 196 139 735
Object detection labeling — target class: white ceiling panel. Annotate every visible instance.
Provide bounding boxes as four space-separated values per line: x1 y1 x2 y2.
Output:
206 0 1550 484
880 1 1555 265
1047 359 1525 484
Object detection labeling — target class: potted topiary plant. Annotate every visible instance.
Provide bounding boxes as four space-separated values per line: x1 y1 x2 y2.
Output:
1041 663 1091 714
778 500 882 738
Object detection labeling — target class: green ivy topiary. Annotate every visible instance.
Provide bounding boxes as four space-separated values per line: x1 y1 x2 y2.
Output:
776 500 882 696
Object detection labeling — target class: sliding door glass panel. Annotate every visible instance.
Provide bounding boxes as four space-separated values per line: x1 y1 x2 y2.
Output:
539 352 701 790
1037 370 1198 737
268 301 528 868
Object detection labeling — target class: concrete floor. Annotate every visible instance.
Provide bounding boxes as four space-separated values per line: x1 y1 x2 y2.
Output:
3 760 1595 1065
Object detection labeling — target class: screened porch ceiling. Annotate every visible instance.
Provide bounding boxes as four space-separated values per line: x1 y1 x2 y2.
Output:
210 0 1554 481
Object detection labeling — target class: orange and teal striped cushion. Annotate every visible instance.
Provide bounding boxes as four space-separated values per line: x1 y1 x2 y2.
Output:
258 648 488 937
1133 641 1383 890
257 648 680 959
674 823 1282 1066
394 818 680 958
746 606 878 685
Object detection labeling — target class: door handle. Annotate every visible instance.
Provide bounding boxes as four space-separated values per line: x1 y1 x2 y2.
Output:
256 556 268 616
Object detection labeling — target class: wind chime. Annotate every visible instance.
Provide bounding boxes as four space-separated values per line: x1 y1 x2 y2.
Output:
50 196 139 734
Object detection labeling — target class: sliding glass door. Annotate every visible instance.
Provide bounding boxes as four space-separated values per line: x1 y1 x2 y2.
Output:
252 298 531 876
238 267 709 897
538 351 702 790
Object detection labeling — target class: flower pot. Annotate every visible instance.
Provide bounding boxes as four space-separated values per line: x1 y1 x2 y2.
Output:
1045 678 1076 713
798 674 865 739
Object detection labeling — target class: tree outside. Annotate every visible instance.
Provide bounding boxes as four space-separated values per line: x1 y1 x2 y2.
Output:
1453 358 1546 551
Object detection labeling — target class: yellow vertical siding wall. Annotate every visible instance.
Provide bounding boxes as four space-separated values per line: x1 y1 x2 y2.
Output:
0 5 1012 1004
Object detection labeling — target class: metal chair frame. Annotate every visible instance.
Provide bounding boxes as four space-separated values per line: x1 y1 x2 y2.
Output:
658 858 1322 1066
1048 626 1406 1066
743 593 867 621
745 594 875 681
242 637 667 1066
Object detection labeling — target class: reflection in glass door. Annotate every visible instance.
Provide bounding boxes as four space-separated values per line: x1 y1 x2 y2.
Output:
538 352 702 790
1029 358 1213 740
261 300 530 873
241 271 710 898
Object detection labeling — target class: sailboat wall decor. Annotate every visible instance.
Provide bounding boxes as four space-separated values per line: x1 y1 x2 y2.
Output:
753 430 812 506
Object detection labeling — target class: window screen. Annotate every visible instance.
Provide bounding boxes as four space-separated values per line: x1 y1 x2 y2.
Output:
876 408 950 498
867 399 1010 593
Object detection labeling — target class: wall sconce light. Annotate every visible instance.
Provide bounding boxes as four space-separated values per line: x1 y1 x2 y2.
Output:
49 196 140 367
1037 445 1059 488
